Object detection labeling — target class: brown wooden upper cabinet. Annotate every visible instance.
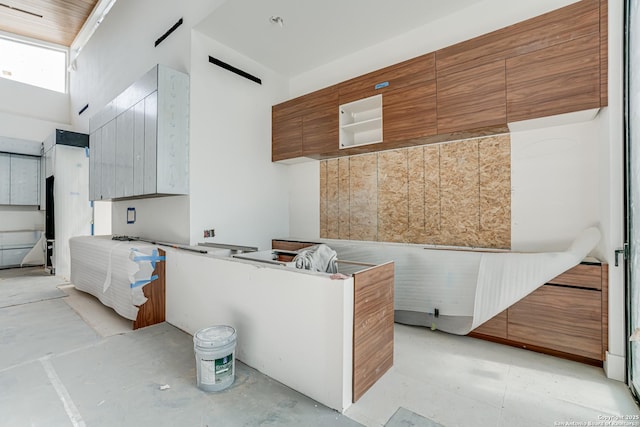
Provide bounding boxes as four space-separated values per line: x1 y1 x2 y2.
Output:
506 33 601 122
272 86 338 161
436 59 507 134
338 53 437 145
271 0 606 162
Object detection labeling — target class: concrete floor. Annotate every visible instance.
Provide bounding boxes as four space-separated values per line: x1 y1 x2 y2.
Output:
1 266 639 427
0 267 359 427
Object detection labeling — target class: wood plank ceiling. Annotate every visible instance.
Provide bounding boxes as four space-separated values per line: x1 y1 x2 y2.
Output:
0 0 99 46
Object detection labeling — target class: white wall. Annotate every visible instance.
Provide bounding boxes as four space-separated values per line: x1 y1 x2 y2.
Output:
111 196 189 244
511 120 601 254
0 78 70 126
187 31 289 249
69 0 227 134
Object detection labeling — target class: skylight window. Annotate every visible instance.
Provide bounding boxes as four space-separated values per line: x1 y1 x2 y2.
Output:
0 36 67 93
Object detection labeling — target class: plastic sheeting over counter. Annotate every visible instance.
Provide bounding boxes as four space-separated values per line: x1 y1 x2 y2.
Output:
314 227 601 335
69 236 163 320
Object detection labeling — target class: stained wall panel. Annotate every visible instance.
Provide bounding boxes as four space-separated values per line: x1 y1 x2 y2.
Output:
378 150 409 243
326 159 340 239
320 160 328 238
479 135 511 248
407 147 426 243
349 154 378 241
338 158 351 239
440 140 480 247
319 134 511 248
423 145 441 237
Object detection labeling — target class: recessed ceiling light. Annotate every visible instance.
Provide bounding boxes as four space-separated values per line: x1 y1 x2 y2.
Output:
269 16 284 27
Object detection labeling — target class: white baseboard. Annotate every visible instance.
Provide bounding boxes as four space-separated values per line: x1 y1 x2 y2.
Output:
604 352 626 382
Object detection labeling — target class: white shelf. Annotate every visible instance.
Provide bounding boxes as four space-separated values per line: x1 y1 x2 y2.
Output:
339 94 383 149
340 117 382 133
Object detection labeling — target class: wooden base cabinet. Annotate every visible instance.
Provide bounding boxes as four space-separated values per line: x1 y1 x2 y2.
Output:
470 262 608 365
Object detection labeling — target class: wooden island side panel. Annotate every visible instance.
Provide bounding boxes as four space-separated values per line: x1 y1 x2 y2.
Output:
352 261 395 402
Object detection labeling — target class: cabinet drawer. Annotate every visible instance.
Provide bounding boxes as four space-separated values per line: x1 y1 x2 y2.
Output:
271 240 317 251
508 285 602 360
548 263 601 290
339 53 435 102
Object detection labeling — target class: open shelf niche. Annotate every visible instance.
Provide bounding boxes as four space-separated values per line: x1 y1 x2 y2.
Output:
339 94 383 149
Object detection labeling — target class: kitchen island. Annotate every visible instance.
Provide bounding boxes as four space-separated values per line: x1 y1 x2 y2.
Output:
164 247 393 412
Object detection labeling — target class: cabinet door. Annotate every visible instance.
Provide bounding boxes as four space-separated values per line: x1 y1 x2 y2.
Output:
508 285 602 360
302 102 338 156
383 81 437 143
90 130 102 201
115 108 135 198
272 110 302 161
10 155 39 205
437 59 506 134
339 53 435 103
101 119 117 200
506 33 600 122
144 92 158 194
89 132 97 201
133 100 145 196
0 153 10 204
471 310 507 339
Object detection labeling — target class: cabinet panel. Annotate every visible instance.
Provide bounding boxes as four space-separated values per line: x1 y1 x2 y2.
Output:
303 102 338 155
100 119 116 200
0 153 10 204
472 310 507 339
506 33 600 122
133 100 145 196
272 112 302 161
383 81 437 143
115 108 135 198
436 0 599 74
600 0 608 106
437 60 506 134
157 66 189 194
10 155 39 205
339 53 435 101
143 92 158 195
548 263 601 290
89 131 99 201
508 285 602 360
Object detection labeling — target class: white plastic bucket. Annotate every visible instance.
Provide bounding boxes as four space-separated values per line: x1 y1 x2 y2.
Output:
193 325 236 392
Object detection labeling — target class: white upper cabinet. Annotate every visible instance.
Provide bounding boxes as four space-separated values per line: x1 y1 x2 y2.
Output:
0 153 10 205
89 64 189 201
9 154 40 206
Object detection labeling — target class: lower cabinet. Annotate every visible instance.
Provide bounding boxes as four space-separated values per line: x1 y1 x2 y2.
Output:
470 262 608 364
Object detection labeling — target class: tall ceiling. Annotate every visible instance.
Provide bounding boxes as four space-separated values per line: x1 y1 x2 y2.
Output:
0 0 99 46
196 0 483 77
